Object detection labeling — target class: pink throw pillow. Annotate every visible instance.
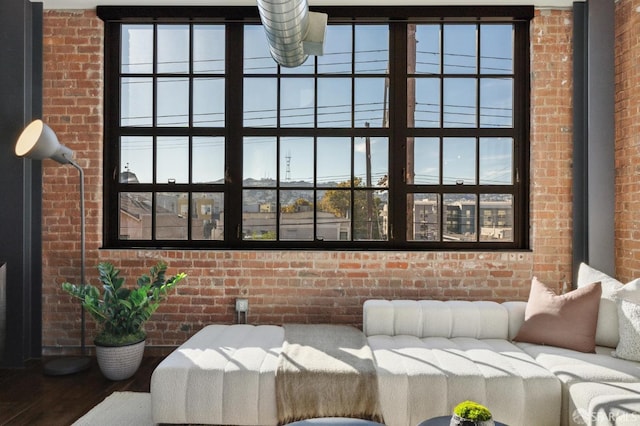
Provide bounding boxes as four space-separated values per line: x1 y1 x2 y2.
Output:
514 277 602 353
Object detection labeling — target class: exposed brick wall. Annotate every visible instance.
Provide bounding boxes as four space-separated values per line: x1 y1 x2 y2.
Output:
530 9 574 281
41 10 104 351
41 9 574 355
615 0 640 282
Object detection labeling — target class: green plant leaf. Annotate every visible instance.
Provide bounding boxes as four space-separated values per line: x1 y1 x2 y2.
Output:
453 401 492 421
61 260 186 345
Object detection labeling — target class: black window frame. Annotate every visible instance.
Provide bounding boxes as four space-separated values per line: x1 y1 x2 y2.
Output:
99 6 532 250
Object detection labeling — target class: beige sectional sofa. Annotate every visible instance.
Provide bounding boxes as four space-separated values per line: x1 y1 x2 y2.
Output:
363 299 561 426
151 263 640 426
363 298 640 426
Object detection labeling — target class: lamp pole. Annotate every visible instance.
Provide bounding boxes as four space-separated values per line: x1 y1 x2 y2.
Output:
42 158 91 375
70 160 86 354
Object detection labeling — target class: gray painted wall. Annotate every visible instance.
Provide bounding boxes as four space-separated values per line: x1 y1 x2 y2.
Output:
587 0 615 276
573 0 616 280
0 0 42 367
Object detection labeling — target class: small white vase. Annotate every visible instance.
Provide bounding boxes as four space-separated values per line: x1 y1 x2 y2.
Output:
95 339 145 381
449 414 495 426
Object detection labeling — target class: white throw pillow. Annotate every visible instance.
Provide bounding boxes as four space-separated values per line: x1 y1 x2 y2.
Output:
614 278 640 304
612 279 640 361
577 263 623 348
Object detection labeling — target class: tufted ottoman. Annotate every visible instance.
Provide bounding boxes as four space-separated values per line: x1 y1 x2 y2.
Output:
150 324 284 425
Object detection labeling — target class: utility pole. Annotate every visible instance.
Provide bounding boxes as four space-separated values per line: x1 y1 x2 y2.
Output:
407 24 417 241
365 122 373 239
285 150 291 181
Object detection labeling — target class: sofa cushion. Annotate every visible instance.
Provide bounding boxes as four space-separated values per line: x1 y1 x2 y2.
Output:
363 300 508 339
502 301 527 340
516 343 640 385
568 381 640 426
517 342 640 426
578 263 624 348
368 335 561 426
151 324 284 425
513 277 601 353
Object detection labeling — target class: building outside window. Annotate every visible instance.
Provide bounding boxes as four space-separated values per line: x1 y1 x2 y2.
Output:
100 6 532 250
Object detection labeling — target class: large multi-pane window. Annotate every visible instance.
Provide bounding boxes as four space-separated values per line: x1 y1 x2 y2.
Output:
100 6 532 249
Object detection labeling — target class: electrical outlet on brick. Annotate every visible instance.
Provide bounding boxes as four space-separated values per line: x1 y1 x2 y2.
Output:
235 298 249 313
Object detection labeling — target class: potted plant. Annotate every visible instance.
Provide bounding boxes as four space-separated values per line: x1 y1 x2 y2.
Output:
62 261 186 380
450 401 495 426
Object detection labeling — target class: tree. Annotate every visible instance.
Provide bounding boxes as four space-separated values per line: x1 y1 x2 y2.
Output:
318 178 385 240
281 198 312 213
318 179 357 218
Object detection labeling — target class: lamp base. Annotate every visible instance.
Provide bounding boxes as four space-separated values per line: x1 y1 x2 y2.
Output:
43 356 91 376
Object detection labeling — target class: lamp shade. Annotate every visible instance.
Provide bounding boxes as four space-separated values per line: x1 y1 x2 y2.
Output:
15 119 74 165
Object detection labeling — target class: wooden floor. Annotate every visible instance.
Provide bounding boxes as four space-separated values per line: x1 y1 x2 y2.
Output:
0 356 163 426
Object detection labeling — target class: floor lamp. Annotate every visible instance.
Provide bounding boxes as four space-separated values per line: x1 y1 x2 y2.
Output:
15 119 91 375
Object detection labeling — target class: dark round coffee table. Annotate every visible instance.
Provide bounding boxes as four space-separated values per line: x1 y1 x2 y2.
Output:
417 416 507 426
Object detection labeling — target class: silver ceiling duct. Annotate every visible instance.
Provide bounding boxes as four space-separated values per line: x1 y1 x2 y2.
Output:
256 0 327 68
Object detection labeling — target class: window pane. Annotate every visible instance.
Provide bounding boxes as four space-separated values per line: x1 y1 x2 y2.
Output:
193 137 225 184
157 78 189 127
119 192 152 240
480 78 512 128
192 192 224 240
121 77 152 126
243 189 276 240
244 137 276 186
355 137 388 188
411 137 440 185
444 78 476 127
156 192 188 240
157 137 188 184
157 25 189 73
318 78 352 127
354 190 388 240
244 78 277 127
481 24 513 74
317 189 351 241
281 78 315 127
280 189 314 241
121 25 153 74
443 137 476 185
120 136 152 183
355 78 389 128
480 194 513 241
318 25 352 74
444 24 477 74
410 77 440 127
317 137 351 186
480 137 513 185
411 24 440 74
193 25 225 73
280 137 313 186
244 25 276 74
407 193 439 241
193 78 225 127
444 194 476 241
355 25 389 74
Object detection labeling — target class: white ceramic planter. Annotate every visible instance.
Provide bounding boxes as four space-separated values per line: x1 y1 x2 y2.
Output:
95 339 145 381
449 414 495 426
